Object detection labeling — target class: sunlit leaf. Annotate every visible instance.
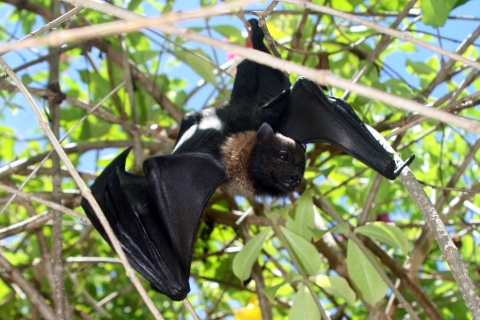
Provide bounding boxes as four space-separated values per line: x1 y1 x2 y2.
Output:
286 190 314 240
213 25 244 45
233 227 271 281
289 283 320 320
280 226 320 275
174 47 218 85
421 0 457 27
310 275 356 306
262 271 303 302
355 221 409 253
347 239 387 305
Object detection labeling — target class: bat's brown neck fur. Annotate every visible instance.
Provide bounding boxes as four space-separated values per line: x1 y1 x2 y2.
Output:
221 131 256 198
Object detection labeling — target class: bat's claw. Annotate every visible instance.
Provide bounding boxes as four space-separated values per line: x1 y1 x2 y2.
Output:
393 154 415 178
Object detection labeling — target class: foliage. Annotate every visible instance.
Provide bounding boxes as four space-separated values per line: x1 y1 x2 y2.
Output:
0 0 479 319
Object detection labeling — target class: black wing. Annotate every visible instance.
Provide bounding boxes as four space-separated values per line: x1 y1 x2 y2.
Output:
265 78 403 179
230 19 290 109
81 148 227 301
233 19 412 180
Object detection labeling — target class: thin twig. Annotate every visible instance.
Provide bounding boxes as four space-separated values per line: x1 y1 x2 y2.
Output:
65 257 122 264
417 181 478 193
0 184 89 222
0 212 53 240
182 298 201 320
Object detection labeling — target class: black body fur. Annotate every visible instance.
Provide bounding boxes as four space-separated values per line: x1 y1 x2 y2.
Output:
82 19 412 301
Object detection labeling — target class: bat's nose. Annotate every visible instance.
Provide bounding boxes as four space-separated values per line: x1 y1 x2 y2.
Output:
290 174 301 187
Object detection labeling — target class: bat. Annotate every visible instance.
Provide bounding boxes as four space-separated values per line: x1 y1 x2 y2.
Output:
81 19 414 301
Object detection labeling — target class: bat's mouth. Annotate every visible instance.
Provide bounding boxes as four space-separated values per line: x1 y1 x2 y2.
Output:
273 172 301 193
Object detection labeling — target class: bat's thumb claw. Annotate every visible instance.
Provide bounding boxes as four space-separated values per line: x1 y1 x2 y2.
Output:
393 154 415 178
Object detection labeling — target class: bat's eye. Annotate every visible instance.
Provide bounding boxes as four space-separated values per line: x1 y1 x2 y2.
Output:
277 150 288 161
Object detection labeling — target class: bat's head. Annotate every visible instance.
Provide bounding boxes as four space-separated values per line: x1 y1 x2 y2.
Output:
221 123 306 198
249 123 306 197
222 123 305 197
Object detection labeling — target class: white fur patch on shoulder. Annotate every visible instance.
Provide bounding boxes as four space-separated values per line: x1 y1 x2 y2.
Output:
172 124 198 153
198 115 222 131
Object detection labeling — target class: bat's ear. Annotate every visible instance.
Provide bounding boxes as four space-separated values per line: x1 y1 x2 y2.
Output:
256 122 274 141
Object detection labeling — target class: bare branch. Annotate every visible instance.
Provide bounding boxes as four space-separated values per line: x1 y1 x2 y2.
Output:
0 184 89 222
0 212 53 240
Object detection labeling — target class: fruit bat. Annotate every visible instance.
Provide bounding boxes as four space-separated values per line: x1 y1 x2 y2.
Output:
81 19 413 301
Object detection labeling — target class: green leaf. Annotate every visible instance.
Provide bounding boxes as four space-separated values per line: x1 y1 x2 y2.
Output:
265 210 282 222
286 191 314 240
310 275 356 306
406 59 436 75
213 25 244 45
174 48 217 85
309 228 328 242
127 0 143 11
21 74 33 86
384 78 412 98
310 222 349 242
355 222 409 254
130 50 160 64
280 205 291 220
263 283 286 303
378 0 400 11
232 227 271 282
453 0 470 9
0 127 14 162
331 222 350 235
78 70 112 99
79 118 112 140
280 226 320 275
304 167 321 180
321 164 336 179
262 271 303 302
421 0 457 27
22 12 36 34
398 42 416 53
347 239 387 306
289 283 320 320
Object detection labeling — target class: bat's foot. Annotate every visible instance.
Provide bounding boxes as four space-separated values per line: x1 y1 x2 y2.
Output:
393 154 415 178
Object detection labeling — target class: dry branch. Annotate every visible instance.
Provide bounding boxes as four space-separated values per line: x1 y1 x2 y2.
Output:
0 184 89 222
